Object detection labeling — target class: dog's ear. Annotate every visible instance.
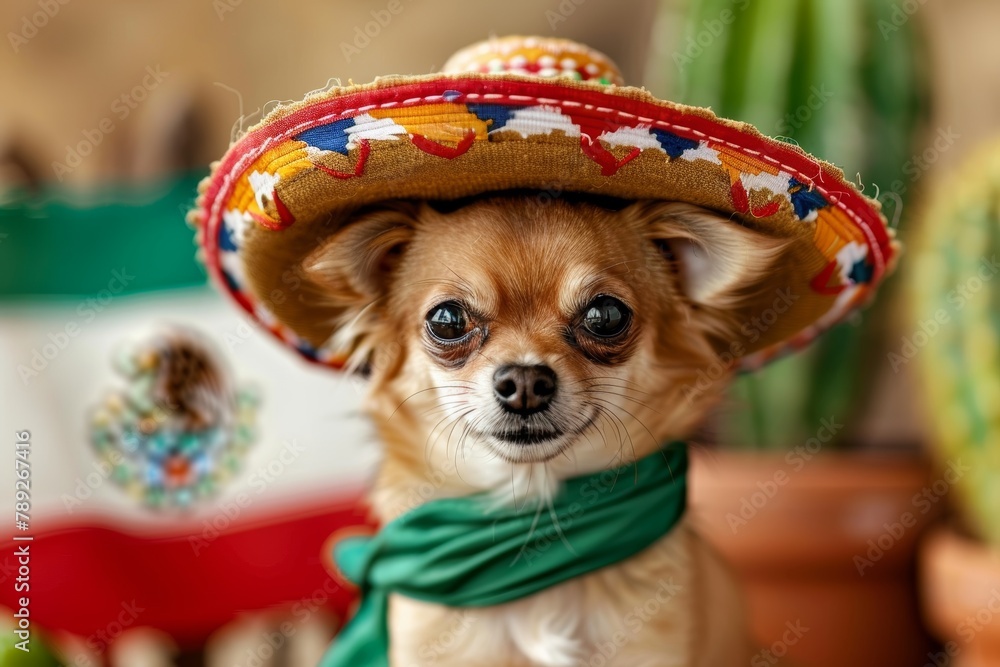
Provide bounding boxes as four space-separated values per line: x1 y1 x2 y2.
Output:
303 201 421 304
628 201 789 310
301 201 423 375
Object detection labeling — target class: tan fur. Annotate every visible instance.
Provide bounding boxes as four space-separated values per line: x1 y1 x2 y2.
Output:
304 195 783 666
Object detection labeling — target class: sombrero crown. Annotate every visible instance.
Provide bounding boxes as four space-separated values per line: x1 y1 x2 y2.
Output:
190 35 896 371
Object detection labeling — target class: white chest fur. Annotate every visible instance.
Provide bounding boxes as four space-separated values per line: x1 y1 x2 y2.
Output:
385 525 695 667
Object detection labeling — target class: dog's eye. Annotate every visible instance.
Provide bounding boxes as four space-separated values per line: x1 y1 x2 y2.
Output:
582 296 631 338
426 301 472 341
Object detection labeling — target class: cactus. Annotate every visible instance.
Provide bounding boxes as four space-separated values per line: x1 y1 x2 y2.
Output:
668 0 929 448
911 140 1000 546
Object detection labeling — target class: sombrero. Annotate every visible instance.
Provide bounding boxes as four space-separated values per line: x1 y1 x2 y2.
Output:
189 35 897 372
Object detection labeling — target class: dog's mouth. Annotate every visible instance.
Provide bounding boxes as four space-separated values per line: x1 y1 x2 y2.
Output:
476 409 599 462
491 427 564 446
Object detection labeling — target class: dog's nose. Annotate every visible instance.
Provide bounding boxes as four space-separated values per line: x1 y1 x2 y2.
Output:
493 364 557 416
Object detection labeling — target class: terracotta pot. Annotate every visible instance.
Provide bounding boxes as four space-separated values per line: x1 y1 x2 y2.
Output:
919 527 1000 667
689 450 938 667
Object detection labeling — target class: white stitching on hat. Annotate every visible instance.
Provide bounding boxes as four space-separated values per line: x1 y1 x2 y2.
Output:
209 90 886 278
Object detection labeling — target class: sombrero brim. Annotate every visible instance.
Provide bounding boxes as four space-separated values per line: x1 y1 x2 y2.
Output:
190 72 896 371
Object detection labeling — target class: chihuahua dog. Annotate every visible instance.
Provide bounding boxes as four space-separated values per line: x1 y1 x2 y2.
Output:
301 194 788 666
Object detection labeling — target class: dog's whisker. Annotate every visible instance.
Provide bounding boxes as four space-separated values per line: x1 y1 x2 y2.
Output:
474 345 499 366
544 477 578 556
443 264 470 285
566 375 649 394
590 405 620 460
442 407 476 465
588 396 658 457
423 413 458 468
418 398 473 419
512 483 547 565
573 376 652 395
510 459 518 510
349 292 393 327
595 257 644 274
423 407 472 469
393 277 470 292
590 400 648 487
591 403 635 491
581 388 661 415
593 402 626 458
390 384 476 420
584 411 611 451
456 411 490 481
442 409 477 480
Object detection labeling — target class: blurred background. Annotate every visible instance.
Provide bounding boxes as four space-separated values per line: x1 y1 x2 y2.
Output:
1 0 999 665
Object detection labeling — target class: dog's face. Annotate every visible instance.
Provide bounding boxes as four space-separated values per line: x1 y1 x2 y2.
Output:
386 199 658 465
304 195 785 490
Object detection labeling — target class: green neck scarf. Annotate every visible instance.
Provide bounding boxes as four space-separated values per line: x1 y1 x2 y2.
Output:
320 443 688 667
